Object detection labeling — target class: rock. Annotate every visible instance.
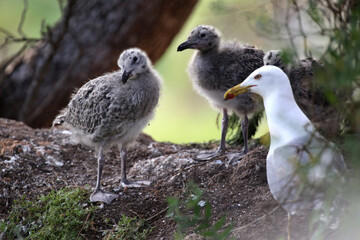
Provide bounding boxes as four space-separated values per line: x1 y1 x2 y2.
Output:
0 117 316 240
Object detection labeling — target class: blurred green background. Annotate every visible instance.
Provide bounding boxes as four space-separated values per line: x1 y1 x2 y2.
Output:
0 0 278 143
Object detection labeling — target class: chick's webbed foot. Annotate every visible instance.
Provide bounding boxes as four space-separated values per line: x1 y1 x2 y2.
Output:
226 150 247 164
195 147 225 161
121 179 152 188
90 189 119 204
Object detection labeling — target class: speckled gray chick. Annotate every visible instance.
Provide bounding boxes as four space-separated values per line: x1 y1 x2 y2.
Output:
177 25 264 161
53 48 162 204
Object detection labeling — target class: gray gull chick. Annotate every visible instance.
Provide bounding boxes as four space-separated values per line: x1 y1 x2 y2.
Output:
224 66 346 218
177 25 264 161
53 48 162 204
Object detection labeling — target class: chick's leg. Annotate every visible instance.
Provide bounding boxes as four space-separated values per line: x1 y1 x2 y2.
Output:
90 146 119 204
196 109 228 160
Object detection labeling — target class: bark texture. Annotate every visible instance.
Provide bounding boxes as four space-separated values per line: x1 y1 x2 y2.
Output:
0 0 198 128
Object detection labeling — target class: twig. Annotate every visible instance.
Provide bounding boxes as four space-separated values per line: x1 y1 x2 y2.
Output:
324 0 341 18
284 0 299 59
0 27 15 38
8 37 40 42
76 211 92 240
54 172 69 186
287 213 291 240
146 207 169 222
292 0 310 57
17 0 29 38
129 209 142 219
231 204 281 234
58 0 65 13
0 36 40 44
19 0 77 121
171 160 208 179
0 43 28 85
40 19 47 38
0 2 40 84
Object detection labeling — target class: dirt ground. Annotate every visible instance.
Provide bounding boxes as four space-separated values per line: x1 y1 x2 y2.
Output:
0 118 321 239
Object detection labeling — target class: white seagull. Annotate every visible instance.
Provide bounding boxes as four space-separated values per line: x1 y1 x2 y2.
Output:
224 65 346 217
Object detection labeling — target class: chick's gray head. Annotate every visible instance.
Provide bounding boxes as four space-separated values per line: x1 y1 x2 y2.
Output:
118 48 150 84
177 25 221 52
263 50 282 66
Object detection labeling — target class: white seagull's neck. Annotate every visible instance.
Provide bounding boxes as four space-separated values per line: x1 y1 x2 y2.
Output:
263 88 315 156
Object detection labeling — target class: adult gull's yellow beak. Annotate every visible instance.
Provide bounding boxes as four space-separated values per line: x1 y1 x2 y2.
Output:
224 84 256 101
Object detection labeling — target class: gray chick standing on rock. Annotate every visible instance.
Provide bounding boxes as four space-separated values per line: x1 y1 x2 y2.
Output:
53 48 162 204
177 25 264 161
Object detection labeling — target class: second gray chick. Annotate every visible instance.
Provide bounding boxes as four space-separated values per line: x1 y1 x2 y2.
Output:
178 25 264 161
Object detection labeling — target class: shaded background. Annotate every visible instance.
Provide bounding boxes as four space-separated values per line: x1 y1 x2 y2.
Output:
0 0 279 143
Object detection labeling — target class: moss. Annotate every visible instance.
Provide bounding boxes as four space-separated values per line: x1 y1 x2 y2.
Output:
103 215 152 240
0 188 96 240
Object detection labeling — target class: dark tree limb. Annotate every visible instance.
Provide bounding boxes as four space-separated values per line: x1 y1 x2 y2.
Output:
0 0 198 128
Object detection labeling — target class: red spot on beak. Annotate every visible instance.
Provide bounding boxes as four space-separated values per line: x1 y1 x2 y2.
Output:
226 94 235 100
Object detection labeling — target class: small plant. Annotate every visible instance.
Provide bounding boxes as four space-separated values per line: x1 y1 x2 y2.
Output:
167 182 234 240
224 111 263 146
103 214 152 240
0 187 96 240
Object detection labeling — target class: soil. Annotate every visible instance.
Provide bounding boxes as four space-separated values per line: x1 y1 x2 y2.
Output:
0 118 314 239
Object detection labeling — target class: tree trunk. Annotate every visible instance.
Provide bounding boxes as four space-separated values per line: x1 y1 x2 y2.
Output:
0 0 198 128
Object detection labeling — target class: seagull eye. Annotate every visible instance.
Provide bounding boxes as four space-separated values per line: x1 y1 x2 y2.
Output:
254 74 262 80
200 33 206 38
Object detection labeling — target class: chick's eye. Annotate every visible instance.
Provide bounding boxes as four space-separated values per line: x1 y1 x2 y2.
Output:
200 33 206 38
254 74 262 80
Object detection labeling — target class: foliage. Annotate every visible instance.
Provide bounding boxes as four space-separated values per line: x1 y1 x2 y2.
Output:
103 215 152 240
167 182 234 240
0 188 96 240
248 0 360 158
259 0 360 238
286 0 360 170
225 111 263 145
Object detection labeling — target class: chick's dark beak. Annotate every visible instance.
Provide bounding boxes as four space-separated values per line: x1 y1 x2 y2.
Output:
177 41 194 52
122 70 131 84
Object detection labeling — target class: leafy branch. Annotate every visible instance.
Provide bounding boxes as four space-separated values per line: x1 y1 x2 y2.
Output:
167 182 234 240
